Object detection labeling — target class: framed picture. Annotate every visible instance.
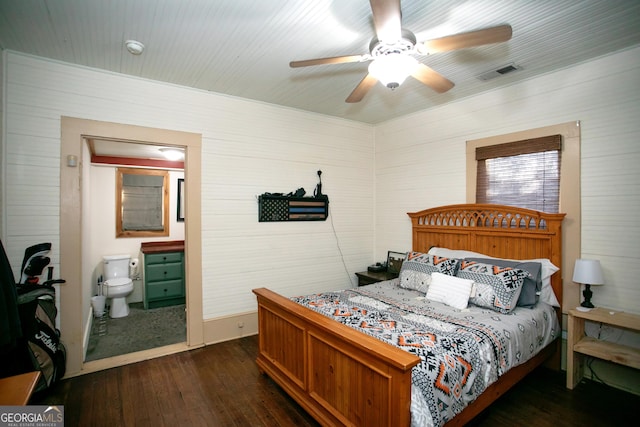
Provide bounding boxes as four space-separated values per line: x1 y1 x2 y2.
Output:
177 178 185 222
387 251 406 274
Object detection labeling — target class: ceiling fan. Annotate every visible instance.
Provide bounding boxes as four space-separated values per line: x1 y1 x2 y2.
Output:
289 0 512 103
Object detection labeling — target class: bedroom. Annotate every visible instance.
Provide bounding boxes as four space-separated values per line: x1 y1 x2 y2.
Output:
0 0 639 422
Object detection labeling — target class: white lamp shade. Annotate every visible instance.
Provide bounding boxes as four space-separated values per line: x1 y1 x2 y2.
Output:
368 54 418 88
572 259 604 285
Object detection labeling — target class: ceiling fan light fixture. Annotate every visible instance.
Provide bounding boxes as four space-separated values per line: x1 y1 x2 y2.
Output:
368 54 418 89
159 148 184 161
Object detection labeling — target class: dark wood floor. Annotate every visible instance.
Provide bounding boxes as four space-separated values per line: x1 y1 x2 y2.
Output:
35 335 638 426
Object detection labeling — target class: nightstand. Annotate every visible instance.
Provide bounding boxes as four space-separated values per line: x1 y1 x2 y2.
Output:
566 307 640 389
355 270 399 286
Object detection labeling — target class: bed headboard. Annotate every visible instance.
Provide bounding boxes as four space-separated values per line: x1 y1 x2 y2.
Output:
407 204 566 306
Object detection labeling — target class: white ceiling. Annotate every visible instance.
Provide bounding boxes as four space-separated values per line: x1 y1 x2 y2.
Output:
1 0 639 125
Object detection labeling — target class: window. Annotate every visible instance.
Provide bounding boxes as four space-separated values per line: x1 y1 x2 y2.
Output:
116 168 169 237
466 121 581 310
475 135 562 212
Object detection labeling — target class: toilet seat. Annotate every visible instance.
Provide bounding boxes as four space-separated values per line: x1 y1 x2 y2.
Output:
103 278 133 298
104 277 132 287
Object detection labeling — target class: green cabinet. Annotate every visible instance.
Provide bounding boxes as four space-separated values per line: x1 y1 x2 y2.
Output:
143 250 185 309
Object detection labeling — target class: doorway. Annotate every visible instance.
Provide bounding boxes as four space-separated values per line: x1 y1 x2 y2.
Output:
84 148 185 362
60 117 204 376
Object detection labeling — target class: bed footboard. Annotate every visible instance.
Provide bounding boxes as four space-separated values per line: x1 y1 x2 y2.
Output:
253 287 420 427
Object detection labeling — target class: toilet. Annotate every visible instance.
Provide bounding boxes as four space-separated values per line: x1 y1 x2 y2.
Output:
102 255 134 318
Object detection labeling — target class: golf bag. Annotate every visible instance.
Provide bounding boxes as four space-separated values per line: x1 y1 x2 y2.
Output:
1 241 67 394
16 282 66 393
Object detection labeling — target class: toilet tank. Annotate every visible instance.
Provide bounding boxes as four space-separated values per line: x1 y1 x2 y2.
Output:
103 255 131 280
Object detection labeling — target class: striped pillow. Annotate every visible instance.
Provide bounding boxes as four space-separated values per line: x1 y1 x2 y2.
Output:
426 272 474 310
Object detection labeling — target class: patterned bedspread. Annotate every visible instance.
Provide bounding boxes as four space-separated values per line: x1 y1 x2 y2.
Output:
291 279 559 427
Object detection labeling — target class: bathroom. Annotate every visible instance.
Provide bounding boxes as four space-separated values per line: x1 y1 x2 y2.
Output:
83 145 186 362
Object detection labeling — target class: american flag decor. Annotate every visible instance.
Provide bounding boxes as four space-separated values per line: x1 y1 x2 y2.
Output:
259 195 329 222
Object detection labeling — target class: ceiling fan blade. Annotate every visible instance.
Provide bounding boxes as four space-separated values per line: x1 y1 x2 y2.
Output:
422 24 512 54
290 54 369 68
410 63 454 93
370 0 402 43
346 73 378 103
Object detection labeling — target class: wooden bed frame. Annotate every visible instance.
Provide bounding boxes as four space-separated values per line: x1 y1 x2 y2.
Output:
253 204 565 427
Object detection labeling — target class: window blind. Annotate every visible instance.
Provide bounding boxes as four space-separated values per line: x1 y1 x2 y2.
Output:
122 174 164 231
476 135 562 212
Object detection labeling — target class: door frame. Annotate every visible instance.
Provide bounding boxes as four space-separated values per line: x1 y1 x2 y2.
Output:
60 117 203 376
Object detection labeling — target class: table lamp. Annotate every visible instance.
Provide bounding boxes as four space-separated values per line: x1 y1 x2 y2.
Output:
572 259 604 311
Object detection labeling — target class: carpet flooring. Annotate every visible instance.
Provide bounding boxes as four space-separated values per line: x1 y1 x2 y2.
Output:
85 302 186 362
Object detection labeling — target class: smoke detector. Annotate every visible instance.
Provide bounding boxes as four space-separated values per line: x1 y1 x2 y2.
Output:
125 40 145 55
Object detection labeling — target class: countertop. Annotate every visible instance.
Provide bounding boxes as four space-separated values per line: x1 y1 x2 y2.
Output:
140 240 185 254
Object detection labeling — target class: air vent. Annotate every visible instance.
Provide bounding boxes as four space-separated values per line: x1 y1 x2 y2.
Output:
478 63 521 81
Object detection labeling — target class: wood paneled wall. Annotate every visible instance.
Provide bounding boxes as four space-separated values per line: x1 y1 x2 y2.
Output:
374 46 640 394
374 46 640 317
2 51 374 323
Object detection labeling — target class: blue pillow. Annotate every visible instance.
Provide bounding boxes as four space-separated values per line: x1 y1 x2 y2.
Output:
465 258 542 308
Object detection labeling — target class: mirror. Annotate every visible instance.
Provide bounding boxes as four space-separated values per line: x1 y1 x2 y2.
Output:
116 167 169 238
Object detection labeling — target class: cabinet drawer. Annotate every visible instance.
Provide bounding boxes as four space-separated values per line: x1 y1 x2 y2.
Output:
145 252 183 265
146 263 183 281
146 280 184 300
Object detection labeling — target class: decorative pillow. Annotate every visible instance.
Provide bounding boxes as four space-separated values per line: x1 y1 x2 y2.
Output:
429 247 560 307
465 258 542 308
426 272 474 310
398 252 460 293
456 260 529 313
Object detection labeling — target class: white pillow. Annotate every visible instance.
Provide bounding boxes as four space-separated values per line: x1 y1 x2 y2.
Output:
539 278 560 307
428 247 560 307
427 247 488 260
426 272 474 310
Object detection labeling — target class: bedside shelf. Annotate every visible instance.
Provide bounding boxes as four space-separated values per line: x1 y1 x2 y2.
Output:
573 337 640 369
566 307 640 389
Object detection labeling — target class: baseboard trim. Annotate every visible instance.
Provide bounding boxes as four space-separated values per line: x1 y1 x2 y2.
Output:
203 311 258 345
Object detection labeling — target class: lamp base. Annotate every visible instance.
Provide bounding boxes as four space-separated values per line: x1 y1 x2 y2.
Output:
575 306 593 312
581 284 595 309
